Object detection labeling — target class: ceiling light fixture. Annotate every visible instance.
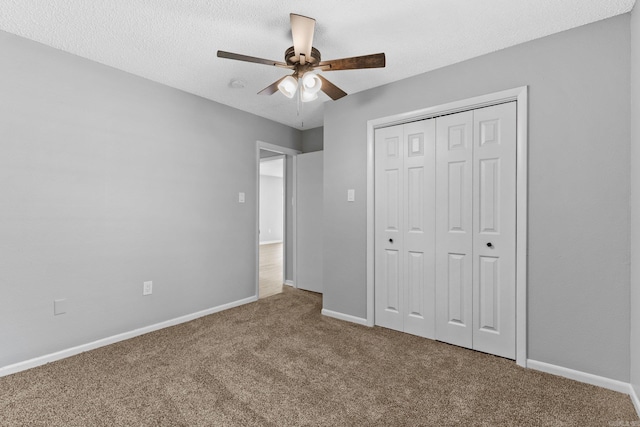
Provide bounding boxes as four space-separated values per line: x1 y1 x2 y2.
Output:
276 72 323 102
277 75 298 99
302 73 321 93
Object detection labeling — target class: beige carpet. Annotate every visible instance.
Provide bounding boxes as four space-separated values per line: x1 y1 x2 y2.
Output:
1 287 637 426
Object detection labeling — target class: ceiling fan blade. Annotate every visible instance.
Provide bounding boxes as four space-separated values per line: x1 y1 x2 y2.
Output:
290 14 315 63
217 51 292 69
318 75 347 100
318 53 386 71
258 76 288 96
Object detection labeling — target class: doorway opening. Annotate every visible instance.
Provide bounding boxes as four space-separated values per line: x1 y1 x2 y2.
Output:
256 141 301 299
259 153 285 298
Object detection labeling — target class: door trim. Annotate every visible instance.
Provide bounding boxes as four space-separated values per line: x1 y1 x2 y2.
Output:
365 87 528 367
256 141 301 298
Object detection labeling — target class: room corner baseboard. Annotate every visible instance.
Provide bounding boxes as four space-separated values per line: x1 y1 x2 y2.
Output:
284 280 295 287
526 359 631 395
630 384 640 417
0 295 258 378
321 308 368 326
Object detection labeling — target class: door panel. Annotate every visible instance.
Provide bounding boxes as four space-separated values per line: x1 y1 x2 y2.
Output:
472 102 516 359
385 169 400 232
375 120 435 338
407 251 424 316
478 255 499 332
435 110 473 349
403 120 435 339
384 249 401 312
375 126 404 332
447 253 466 325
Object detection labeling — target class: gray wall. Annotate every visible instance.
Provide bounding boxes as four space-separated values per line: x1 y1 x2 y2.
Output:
323 16 630 381
0 31 301 368
302 127 324 153
259 149 281 159
631 6 640 399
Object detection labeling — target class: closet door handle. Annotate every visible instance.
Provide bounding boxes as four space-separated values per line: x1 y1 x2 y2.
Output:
389 238 394 244
487 242 493 248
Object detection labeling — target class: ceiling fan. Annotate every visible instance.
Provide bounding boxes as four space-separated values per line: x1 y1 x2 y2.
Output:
217 13 385 102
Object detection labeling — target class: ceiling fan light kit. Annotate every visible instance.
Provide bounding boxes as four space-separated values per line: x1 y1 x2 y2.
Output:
217 13 386 103
278 75 298 99
277 72 323 102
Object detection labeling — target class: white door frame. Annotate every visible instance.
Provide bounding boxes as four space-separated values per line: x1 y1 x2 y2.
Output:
366 87 528 367
256 141 302 297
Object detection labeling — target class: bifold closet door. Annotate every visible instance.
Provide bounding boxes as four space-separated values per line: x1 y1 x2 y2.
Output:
435 102 516 359
471 102 516 359
434 110 474 349
375 125 404 332
374 120 436 339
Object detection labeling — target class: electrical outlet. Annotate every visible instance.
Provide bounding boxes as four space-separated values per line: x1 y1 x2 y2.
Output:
143 281 153 296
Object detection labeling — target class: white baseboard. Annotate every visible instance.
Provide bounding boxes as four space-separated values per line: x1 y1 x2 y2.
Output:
284 280 295 287
0 295 258 378
630 384 640 417
321 308 369 326
259 240 283 245
527 359 631 395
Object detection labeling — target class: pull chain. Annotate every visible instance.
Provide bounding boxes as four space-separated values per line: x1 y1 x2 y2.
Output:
297 80 304 128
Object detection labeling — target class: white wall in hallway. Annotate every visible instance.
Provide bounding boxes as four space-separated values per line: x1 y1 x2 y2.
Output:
259 159 284 244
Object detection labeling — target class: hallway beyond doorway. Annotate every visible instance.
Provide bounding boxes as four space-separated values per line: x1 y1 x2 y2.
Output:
259 242 283 299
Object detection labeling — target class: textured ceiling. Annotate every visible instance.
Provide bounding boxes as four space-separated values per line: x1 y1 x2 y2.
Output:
0 0 635 130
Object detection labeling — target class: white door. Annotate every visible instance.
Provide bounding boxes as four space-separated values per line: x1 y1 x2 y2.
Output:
435 110 474 349
296 151 323 293
374 120 436 338
471 103 517 359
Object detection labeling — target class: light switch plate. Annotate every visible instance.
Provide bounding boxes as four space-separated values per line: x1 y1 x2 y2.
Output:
54 298 67 316
143 281 153 296
238 192 245 203
347 189 355 202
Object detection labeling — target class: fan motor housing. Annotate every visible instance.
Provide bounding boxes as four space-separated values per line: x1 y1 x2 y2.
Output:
285 46 321 66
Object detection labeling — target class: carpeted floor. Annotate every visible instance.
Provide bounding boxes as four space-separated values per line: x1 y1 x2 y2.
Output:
0 287 637 426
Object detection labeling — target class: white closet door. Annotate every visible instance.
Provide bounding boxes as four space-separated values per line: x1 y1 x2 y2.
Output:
375 103 517 359
375 125 405 332
375 120 436 338
435 110 474 349
402 120 436 339
472 102 517 359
